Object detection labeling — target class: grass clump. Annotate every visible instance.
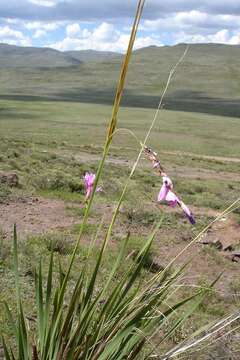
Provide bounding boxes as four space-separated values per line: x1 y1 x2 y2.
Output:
33 171 84 193
2 225 213 359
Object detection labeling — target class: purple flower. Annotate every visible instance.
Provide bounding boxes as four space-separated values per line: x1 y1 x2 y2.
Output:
83 172 102 201
157 176 195 224
165 190 180 207
179 201 196 224
83 172 96 200
157 176 173 202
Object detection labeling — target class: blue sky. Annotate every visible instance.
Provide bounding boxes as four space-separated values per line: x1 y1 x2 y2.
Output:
0 0 240 52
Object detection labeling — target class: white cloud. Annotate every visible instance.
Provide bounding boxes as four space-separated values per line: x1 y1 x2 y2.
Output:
66 23 81 37
2 6 240 50
19 38 32 46
33 29 47 38
139 11 240 45
0 25 32 46
4 18 22 25
92 22 118 41
134 35 163 49
48 22 162 52
173 29 240 45
28 0 58 7
116 33 162 51
1 20 60 42
228 33 240 44
0 38 32 46
142 11 240 33
24 21 60 31
0 25 25 39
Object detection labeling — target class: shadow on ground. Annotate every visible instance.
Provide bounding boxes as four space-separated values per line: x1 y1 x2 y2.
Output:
1 90 240 118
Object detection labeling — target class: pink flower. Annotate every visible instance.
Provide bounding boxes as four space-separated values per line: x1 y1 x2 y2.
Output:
83 172 102 201
179 201 196 225
157 176 173 202
165 190 180 207
157 176 195 224
83 172 96 200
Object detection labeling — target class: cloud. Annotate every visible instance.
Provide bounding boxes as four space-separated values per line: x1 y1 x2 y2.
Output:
0 25 32 45
66 23 81 37
173 29 240 45
229 33 240 44
142 11 240 33
28 0 58 7
138 10 240 45
1 1 240 22
117 34 163 50
48 21 162 52
0 25 24 39
24 21 60 31
92 22 118 41
0 1 240 50
33 29 47 38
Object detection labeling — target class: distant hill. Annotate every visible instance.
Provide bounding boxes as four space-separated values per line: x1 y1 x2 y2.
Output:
0 43 240 117
0 43 81 68
65 49 121 62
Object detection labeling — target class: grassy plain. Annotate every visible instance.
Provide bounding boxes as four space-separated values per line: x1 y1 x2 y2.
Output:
0 99 240 358
1 43 240 117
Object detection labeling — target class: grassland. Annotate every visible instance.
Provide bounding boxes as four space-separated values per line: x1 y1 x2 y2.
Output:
1 43 240 118
0 97 240 358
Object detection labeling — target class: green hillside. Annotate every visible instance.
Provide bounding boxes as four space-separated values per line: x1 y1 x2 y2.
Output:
0 43 240 116
65 49 121 62
0 43 81 68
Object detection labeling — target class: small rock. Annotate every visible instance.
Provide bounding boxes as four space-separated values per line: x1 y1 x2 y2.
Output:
221 239 236 251
200 238 223 250
212 240 223 250
231 251 240 262
223 244 234 252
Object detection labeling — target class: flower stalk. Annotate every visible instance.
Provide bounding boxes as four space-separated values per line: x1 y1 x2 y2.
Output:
144 145 195 224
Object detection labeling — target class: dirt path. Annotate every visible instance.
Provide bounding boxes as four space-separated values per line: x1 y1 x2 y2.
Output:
72 150 240 165
1 194 239 267
0 197 79 239
0 194 239 298
164 150 240 164
68 151 240 181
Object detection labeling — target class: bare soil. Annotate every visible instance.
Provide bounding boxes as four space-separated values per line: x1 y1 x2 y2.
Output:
0 196 79 239
0 195 239 299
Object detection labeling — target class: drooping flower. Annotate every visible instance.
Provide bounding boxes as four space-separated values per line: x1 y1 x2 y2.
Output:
157 176 195 224
179 201 196 225
158 183 169 202
165 190 180 207
157 175 173 202
83 172 95 200
83 172 102 201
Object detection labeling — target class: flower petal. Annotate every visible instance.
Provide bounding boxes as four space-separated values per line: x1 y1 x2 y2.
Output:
162 175 173 189
180 201 196 224
83 172 97 200
166 190 179 207
85 187 92 200
158 183 169 202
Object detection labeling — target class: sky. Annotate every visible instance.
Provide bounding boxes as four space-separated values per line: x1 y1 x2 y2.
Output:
0 0 240 52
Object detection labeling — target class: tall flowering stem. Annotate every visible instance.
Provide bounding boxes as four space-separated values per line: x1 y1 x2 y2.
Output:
144 145 196 224
61 0 146 290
